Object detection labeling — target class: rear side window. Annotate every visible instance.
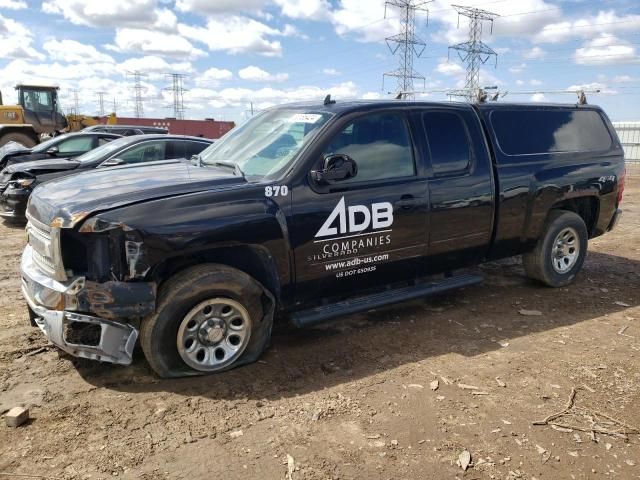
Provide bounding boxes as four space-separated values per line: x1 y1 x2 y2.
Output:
423 111 471 175
57 136 94 153
118 141 168 164
98 136 117 146
490 109 612 156
185 141 210 158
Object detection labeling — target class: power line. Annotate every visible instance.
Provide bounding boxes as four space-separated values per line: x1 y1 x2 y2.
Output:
448 5 500 101
164 73 188 120
96 91 107 116
127 70 147 118
382 0 432 98
72 88 80 115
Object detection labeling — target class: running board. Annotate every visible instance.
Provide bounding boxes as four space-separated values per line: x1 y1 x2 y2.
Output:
290 273 483 328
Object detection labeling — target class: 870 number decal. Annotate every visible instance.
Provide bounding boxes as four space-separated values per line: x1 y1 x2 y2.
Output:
265 186 289 197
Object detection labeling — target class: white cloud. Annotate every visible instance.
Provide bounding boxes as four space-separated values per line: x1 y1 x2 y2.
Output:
196 67 234 87
436 60 464 76
530 79 542 86
42 0 177 31
613 75 634 83
516 80 525 86
534 10 640 44
239 65 289 82
508 63 526 74
530 93 546 102
362 91 383 100
323 68 341 76
109 28 206 59
0 59 115 86
0 0 26 9
184 81 360 109
430 0 561 44
523 47 546 60
175 0 266 15
566 82 617 95
331 0 398 42
118 56 193 77
574 34 638 66
274 0 331 20
0 14 43 60
44 39 115 64
179 16 288 56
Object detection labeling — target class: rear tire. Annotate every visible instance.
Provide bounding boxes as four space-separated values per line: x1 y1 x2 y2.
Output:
523 210 588 287
0 132 37 148
140 264 274 378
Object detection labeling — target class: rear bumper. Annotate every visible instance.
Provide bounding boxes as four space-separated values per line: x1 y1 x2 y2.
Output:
607 208 622 232
21 246 138 365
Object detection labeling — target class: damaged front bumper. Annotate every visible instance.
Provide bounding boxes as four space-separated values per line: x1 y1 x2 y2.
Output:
20 245 149 365
0 186 29 221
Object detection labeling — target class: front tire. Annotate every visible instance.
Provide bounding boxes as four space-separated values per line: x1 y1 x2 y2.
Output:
140 264 273 378
0 132 37 148
523 210 588 287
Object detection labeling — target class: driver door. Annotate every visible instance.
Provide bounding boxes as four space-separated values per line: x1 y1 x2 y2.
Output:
290 111 429 304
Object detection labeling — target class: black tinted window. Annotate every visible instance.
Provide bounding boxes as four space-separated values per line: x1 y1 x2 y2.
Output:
491 109 612 156
118 141 168 164
324 112 414 183
423 112 471 175
185 141 210 158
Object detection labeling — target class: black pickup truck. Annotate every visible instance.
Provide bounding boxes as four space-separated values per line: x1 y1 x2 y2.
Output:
20 100 625 377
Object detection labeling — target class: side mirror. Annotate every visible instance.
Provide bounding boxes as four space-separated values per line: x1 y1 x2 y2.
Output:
46 146 59 155
311 154 357 184
101 158 125 167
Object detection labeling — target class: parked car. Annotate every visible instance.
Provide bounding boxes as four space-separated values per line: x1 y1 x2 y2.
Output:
83 125 169 135
0 132 121 170
19 100 625 377
0 134 211 222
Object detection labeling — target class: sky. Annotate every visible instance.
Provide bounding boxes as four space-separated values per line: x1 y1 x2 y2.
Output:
0 0 639 123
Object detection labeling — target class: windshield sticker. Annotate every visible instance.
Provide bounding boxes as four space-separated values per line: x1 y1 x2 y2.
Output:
288 114 322 124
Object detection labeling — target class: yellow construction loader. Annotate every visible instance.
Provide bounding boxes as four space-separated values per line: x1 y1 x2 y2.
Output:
0 84 116 147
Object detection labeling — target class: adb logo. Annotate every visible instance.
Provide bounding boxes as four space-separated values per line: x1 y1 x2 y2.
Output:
315 197 393 238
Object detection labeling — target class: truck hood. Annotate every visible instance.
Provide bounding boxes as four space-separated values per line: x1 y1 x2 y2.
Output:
5 157 80 175
27 159 245 228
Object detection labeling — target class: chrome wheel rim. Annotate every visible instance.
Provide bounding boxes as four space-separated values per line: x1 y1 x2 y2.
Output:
551 227 580 274
177 298 251 371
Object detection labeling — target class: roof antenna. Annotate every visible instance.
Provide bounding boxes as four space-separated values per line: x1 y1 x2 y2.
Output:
324 94 336 105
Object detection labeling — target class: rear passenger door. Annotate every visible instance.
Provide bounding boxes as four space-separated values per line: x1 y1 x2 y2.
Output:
419 107 495 273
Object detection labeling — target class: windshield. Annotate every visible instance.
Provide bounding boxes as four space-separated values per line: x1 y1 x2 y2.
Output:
200 108 333 177
75 136 133 163
32 134 70 153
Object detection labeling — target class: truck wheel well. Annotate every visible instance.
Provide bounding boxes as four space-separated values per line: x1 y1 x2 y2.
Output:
150 246 281 303
550 196 599 237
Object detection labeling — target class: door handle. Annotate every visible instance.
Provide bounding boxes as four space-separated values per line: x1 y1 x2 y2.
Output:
395 195 416 210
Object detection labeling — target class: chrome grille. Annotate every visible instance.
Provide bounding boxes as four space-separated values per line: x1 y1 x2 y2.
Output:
27 217 66 281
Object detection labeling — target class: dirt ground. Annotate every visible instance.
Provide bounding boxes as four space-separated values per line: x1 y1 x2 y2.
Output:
0 174 639 480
